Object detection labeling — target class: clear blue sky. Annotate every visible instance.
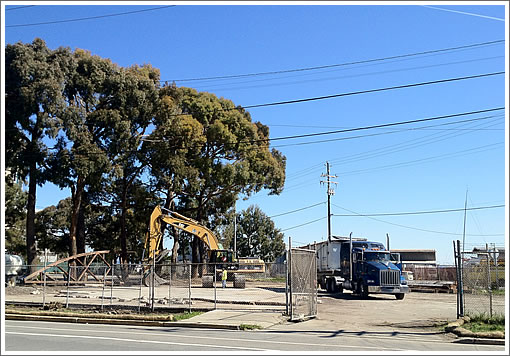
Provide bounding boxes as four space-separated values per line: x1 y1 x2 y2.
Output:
2 2 508 264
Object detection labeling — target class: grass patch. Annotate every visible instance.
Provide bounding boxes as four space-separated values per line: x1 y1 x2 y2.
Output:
173 311 202 321
239 324 262 330
463 313 505 333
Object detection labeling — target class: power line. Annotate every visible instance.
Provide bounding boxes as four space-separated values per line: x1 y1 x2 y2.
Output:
166 39 504 82
193 56 503 93
6 5 176 27
6 5 36 11
272 115 503 149
241 71 504 110
269 201 325 218
281 216 325 232
332 204 504 217
332 203 504 237
263 107 504 143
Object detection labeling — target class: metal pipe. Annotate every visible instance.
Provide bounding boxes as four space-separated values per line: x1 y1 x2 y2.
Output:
42 249 48 308
349 232 353 282
110 259 114 308
188 263 192 313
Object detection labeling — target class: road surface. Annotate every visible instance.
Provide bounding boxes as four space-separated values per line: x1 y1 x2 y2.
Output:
4 320 505 352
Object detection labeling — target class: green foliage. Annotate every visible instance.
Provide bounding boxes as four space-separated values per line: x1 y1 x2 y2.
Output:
463 313 505 333
225 205 285 262
173 311 203 321
5 40 286 269
239 324 262 330
34 198 71 255
4 177 27 256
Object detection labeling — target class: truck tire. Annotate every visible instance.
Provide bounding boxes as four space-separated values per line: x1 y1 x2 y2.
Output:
327 279 338 293
395 293 405 300
233 274 245 289
202 275 213 288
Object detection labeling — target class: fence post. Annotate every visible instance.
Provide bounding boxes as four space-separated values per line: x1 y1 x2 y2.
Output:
457 240 464 317
151 256 155 312
110 260 114 308
214 264 217 310
101 266 107 312
486 244 492 318
453 241 459 319
188 263 192 313
66 264 71 309
168 263 172 301
288 236 293 319
42 249 48 308
138 263 143 314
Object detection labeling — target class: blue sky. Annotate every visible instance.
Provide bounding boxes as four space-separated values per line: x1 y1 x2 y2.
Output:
2 2 508 264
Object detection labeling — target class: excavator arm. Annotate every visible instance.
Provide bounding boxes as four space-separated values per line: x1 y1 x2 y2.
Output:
144 205 222 260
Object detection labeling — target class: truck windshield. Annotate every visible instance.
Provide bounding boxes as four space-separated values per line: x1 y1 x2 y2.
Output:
365 252 390 262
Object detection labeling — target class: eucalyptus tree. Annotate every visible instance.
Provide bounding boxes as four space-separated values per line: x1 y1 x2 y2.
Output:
145 86 286 274
5 38 73 266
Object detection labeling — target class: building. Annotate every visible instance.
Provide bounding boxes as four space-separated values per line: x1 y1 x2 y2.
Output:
390 249 437 268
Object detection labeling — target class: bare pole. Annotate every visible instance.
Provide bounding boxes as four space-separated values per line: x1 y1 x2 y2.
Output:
462 189 468 255
321 162 337 242
42 249 48 308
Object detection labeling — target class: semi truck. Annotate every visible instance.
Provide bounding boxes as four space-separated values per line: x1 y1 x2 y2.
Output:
308 235 409 300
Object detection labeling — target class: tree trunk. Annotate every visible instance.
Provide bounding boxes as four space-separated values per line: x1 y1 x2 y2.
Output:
77 191 86 255
25 160 37 273
119 175 129 281
69 176 85 257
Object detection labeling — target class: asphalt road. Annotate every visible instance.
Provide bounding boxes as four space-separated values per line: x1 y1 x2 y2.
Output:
4 320 505 352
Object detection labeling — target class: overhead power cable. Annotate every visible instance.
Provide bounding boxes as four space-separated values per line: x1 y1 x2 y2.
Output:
167 39 504 82
332 204 504 217
332 203 504 237
269 201 325 218
241 71 504 110
6 5 176 27
259 107 504 144
281 216 326 232
6 5 36 11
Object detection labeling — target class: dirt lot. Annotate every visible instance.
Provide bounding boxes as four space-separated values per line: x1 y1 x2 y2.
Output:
289 290 459 334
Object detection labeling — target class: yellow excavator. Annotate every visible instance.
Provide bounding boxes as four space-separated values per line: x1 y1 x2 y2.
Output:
143 205 265 288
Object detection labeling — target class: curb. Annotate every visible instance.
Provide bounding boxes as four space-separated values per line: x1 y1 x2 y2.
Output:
445 318 505 345
5 313 241 330
452 337 505 346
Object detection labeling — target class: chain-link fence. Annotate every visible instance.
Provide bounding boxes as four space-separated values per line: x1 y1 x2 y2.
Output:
288 248 317 321
4 262 287 313
462 251 505 318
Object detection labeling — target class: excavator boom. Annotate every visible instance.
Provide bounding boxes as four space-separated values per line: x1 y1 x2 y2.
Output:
144 205 222 260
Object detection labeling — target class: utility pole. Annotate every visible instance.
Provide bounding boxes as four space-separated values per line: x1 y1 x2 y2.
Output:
321 161 338 242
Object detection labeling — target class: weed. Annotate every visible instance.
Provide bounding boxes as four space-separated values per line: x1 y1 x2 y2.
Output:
239 324 262 330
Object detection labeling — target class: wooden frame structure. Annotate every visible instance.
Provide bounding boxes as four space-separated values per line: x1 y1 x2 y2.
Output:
23 250 111 285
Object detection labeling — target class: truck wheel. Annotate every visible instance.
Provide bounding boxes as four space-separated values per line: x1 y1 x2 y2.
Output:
327 279 337 293
395 293 405 300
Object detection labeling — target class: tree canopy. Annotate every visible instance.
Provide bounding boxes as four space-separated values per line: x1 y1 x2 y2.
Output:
5 38 287 268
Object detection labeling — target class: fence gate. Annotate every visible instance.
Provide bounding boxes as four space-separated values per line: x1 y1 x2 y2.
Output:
288 247 317 321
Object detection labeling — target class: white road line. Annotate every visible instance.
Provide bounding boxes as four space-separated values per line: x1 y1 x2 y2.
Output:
5 331 272 351
5 323 406 351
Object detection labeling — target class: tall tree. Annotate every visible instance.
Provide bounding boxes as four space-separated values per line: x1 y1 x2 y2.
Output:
5 38 73 267
147 86 286 274
49 48 118 258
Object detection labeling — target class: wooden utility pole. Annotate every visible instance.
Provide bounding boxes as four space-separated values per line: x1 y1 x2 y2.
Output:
321 162 338 242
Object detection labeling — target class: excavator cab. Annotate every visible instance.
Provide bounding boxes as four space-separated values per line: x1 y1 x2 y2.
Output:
209 249 238 271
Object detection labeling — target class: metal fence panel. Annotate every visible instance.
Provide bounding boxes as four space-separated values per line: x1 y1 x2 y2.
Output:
289 248 317 321
5 262 287 313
